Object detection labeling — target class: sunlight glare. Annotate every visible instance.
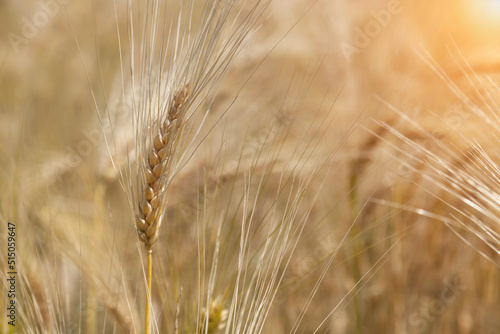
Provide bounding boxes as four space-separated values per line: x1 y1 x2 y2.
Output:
480 0 500 15
465 0 500 27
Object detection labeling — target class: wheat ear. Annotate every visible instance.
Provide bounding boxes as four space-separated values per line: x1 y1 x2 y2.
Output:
135 83 191 334
135 84 191 248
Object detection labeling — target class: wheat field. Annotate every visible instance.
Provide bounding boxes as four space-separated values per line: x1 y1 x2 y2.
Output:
1 0 500 333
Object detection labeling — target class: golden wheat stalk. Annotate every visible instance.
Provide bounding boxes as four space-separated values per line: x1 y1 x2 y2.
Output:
99 0 273 331
135 83 191 334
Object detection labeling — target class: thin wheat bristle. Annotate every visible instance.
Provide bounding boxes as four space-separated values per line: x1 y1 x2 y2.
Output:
136 83 192 247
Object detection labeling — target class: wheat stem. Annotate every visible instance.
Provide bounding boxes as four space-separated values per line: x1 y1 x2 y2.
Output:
137 84 190 332
145 247 153 334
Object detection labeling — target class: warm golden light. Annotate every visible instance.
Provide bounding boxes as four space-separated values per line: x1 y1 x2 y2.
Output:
491 0 500 10
477 0 500 15
463 0 500 28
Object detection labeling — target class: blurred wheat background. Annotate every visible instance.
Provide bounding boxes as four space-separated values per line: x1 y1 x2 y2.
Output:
1 0 500 333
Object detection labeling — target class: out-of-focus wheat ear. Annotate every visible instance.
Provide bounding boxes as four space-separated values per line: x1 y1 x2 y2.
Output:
198 297 228 334
135 83 192 248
